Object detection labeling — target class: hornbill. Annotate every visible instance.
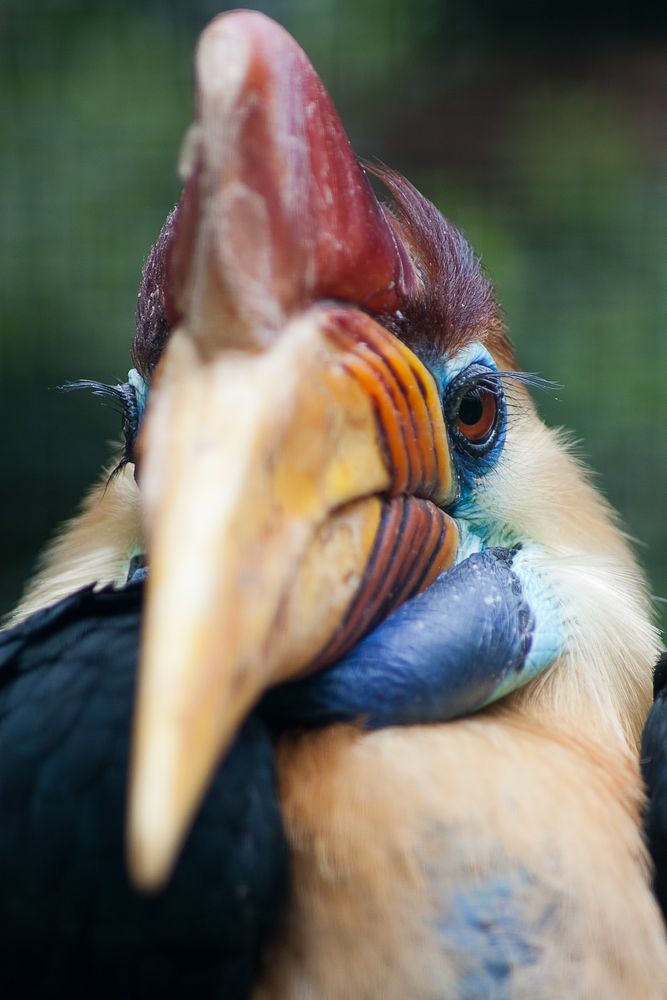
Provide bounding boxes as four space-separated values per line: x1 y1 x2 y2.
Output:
4 10 667 998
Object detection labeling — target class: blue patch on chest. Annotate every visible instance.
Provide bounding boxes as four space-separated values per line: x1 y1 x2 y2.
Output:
437 871 557 999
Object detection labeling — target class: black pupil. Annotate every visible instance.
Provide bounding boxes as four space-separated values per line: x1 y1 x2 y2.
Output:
458 389 484 426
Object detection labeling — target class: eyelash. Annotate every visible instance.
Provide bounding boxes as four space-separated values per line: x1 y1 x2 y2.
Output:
61 379 140 474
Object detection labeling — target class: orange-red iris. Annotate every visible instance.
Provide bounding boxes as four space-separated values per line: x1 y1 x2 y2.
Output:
456 386 498 444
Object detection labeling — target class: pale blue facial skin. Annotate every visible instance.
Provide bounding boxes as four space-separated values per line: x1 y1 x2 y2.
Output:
432 340 565 696
127 368 149 427
449 340 565 699
430 342 509 511
433 341 499 390
429 342 509 563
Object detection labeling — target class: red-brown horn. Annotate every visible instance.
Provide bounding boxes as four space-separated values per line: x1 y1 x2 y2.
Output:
167 10 419 350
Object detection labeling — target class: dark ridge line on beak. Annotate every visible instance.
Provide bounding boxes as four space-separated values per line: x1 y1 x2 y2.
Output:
314 497 408 668
355 332 421 495
321 320 399 486
407 356 444 495
342 496 410 639
397 501 448 603
363 499 454 638
378 497 420 612
351 348 414 493
337 361 393 491
345 348 413 493
324 316 414 494
364 317 442 498
325 316 442 499
313 495 453 671
380 499 426 613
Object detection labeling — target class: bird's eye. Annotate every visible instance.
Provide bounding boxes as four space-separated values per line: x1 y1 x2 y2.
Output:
445 365 504 459
456 385 498 444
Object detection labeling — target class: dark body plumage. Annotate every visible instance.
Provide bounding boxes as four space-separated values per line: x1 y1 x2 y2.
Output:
0 582 288 1000
641 652 667 921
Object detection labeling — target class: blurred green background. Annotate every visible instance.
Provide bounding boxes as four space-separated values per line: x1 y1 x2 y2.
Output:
1 1 666 628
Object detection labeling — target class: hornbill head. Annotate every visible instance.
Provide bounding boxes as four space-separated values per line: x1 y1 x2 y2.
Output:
51 12 653 890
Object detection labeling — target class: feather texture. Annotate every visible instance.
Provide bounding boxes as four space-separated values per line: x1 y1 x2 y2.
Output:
256 715 666 999
8 464 141 627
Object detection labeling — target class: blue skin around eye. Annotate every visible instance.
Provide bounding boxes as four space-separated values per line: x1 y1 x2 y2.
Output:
259 547 564 731
431 343 499 399
429 344 508 502
127 368 149 425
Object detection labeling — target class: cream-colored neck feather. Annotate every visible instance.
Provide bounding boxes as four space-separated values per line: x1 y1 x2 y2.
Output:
7 463 142 627
483 398 660 750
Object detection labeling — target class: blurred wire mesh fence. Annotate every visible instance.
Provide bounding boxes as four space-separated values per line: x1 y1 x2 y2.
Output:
1 0 666 626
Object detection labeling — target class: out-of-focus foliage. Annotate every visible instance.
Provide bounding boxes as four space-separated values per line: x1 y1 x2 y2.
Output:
1 0 666 627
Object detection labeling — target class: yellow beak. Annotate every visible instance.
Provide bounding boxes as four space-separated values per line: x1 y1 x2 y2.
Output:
128 304 457 889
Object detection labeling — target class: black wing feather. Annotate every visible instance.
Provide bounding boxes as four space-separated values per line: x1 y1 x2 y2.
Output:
0 583 287 1000
642 651 667 921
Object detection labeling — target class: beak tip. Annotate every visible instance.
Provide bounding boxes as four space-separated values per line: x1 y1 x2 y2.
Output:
126 784 181 893
126 841 168 895
126 723 190 893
